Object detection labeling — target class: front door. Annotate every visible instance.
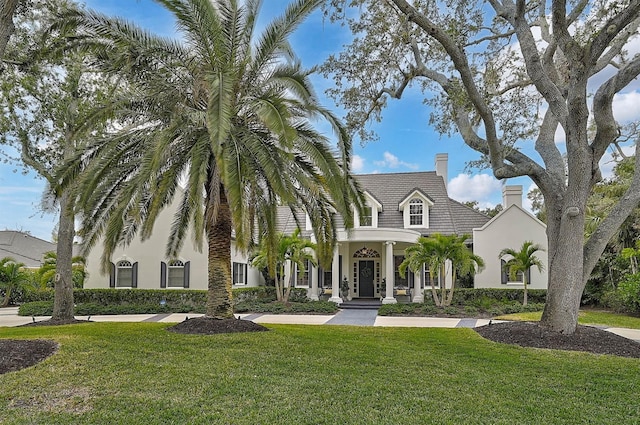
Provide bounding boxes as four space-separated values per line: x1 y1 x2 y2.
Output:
359 260 374 297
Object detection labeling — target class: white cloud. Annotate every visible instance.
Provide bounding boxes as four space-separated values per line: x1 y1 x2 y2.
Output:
612 91 640 123
373 151 419 170
0 186 42 195
351 155 365 173
522 183 538 212
448 173 502 204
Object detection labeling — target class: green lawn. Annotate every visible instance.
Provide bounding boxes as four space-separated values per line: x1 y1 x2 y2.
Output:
1 323 639 424
496 310 640 329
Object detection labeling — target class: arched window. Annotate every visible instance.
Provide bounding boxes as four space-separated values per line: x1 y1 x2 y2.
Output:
116 260 133 288
167 260 185 288
409 198 423 226
161 260 190 288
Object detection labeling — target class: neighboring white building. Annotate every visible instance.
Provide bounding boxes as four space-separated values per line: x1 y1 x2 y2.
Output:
473 185 548 289
84 154 548 301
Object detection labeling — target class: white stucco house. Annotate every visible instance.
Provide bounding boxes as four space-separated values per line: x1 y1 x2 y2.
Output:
84 153 548 302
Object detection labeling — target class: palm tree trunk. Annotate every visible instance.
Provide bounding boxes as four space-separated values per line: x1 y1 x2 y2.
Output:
429 270 441 307
439 264 446 307
445 271 457 306
0 288 11 307
205 184 234 319
52 191 76 320
523 275 528 306
283 263 293 303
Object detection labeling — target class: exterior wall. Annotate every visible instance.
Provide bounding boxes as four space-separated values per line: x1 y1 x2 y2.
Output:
84 198 263 289
473 205 548 289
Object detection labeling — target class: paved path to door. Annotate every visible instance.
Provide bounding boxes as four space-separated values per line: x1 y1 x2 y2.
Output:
2 306 640 343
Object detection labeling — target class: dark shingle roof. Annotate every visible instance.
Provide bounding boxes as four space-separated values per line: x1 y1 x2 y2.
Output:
356 171 490 235
272 171 491 237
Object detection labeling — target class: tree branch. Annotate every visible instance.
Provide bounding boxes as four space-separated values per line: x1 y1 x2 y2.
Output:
388 0 506 175
589 0 640 66
510 0 568 127
583 143 640 281
535 109 565 183
591 54 640 157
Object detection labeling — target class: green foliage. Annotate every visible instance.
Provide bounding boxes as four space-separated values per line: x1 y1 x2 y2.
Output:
614 273 640 314
17 287 312 315
448 288 547 305
400 233 484 306
0 257 34 306
377 303 421 316
34 251 87 289
56 0 364 319
18 301 54 316
234 301 338 314
251 229 317 303
499 241 545 305
2 323 640 424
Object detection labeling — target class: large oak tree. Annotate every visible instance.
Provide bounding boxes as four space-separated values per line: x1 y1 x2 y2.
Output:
324 0 640 333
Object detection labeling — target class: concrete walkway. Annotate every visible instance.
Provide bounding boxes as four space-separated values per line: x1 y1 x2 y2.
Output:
2 306 640 343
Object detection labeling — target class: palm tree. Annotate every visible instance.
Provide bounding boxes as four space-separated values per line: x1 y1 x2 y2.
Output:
252 228 316 303
36 251 87 289
446 237 484 306
499 241 545 306
400 234 483 306
57 0 363 318
399 236 444 306
0 257 33 307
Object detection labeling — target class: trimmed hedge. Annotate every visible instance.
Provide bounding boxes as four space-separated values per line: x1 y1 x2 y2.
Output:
421 288 547 305
17 287 313 316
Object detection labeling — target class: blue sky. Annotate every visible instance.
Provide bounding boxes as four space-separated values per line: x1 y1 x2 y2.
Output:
1 1 637 241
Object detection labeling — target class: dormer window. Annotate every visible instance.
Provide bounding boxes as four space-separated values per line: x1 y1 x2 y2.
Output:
399 189 434 228
360 206 373 227
355 192 382 228
409 199 423 225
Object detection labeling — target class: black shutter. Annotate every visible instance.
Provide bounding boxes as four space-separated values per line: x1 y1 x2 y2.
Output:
109 262 116 288
160 262 167 288
526 267 531 285
184 261 190 288
500 260 508 285
132 262 139 288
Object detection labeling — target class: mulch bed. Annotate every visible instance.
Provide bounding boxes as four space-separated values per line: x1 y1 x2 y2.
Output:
167 316 270 335
475 321 640 358
0 340 59 375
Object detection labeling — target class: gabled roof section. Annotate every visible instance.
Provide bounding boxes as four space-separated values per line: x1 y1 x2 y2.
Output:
363 191 383 210
355 171 456 234
398 188 435 209
0 230 56 268
475 203 546 232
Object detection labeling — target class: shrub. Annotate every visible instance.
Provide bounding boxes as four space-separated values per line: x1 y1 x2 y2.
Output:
601 290 626 313
18 301 54 316
615 273 640 314
378 303 422 316
463 305 479 316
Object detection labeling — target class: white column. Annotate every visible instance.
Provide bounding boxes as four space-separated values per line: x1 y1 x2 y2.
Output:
329 243 343 304
383 241 397 304
413 265 424 303
310 263 319 301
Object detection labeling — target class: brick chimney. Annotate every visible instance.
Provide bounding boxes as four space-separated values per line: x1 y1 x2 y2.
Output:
435 153 448 189
502 185 523 208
